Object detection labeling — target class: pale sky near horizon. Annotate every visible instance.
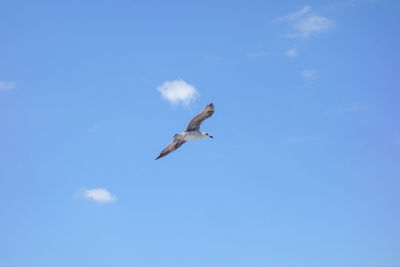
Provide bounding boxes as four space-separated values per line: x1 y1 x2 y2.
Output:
1 0 400 266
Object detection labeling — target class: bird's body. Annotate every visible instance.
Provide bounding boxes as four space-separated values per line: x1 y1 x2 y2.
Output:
181 131 209 141
155 103 215 160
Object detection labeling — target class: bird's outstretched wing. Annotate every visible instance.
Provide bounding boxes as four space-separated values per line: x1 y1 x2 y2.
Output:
155 138 186 160
185 103 214 132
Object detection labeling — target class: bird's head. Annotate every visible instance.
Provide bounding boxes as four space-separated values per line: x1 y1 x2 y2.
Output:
202 132 214 138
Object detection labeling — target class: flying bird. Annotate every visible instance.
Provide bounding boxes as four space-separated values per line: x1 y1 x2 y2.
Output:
155 103 215 160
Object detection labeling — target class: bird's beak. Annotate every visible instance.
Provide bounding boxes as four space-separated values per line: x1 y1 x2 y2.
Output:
209 135 214 138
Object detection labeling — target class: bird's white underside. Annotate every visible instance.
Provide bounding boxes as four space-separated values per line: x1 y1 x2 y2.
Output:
182 131 208 141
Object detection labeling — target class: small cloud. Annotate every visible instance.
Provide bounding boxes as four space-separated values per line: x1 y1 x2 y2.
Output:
278 6 334 38
0 81 16 91
301 69 318 81
293 15 334 38
158 79 199 106
285 48 298 58
76 188 117 203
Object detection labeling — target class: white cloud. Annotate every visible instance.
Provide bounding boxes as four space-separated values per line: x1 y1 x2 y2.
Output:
0 81 16 91
301 69 318 81
77 188 117 203
158 79 199 106
279 6 334 38
285 48 298 58
293 15 334 38
278 5 311 21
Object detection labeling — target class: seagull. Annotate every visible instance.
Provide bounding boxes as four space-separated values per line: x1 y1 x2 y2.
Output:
155 103 215 160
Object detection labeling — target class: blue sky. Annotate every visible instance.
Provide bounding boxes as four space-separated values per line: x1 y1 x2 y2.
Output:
1 0 400 266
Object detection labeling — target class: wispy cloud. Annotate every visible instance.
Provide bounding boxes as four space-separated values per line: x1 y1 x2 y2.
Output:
158 79 199 106
293 15 334 38
279 6 334 38
76 188 117 203
285 48 298 58
278 5 311 21
301 69 318 81
0 81 16 91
